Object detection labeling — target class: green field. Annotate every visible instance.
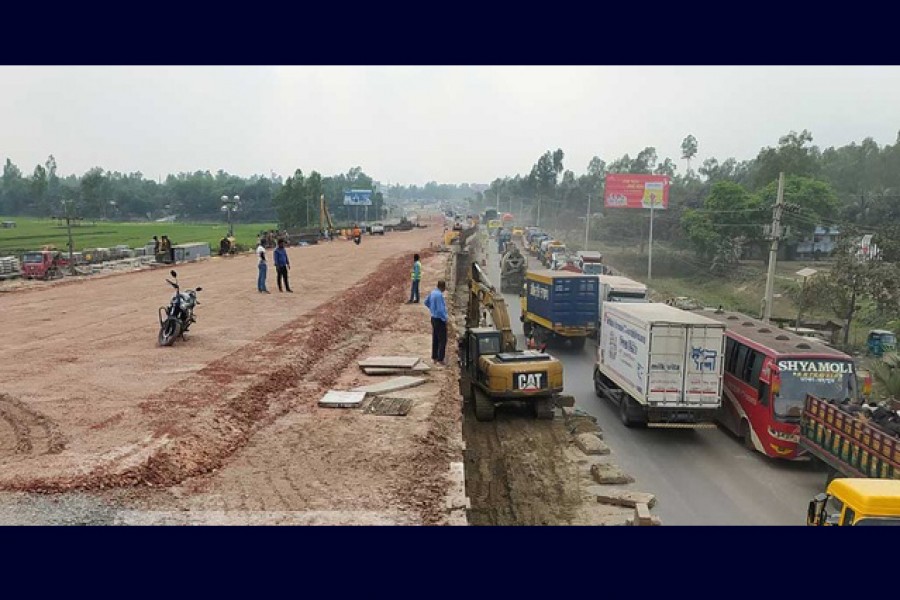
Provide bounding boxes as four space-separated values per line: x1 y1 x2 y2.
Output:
0 217 276 256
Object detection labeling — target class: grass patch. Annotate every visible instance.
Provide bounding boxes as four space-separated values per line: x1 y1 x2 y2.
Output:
0 217 276 256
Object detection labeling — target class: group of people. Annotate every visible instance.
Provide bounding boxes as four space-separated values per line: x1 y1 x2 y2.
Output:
151 235 176 263
407 253 448 366
256 238 292 293
257 230 290 249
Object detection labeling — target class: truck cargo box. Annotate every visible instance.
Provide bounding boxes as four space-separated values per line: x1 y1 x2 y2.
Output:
523 270 599 337
596 303 725 423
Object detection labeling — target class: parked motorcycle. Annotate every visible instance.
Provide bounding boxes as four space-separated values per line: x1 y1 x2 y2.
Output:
158 270 202 346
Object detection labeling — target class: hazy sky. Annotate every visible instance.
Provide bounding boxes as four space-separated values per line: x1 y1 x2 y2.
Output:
2 66 899 185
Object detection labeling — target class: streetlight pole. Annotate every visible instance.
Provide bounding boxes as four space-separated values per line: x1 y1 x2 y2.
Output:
221 195 240 237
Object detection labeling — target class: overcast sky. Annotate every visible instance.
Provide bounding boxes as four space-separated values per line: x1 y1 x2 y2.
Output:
2 66 899 185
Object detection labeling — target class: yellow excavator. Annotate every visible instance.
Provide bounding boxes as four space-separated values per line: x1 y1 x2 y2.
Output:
459 262 566 421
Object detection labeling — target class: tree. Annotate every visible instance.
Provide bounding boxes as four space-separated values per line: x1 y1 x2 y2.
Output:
30 164 48 216
803 231 898 347
681 134 698 174
681 181 763 266
755 175 840 242
754 129 820 188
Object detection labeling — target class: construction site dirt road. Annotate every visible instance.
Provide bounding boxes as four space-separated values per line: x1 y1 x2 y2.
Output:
0 222 647 525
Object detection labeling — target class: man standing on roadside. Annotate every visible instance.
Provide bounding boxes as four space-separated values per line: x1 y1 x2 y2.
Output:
256 240 269 293
274 239 293 293
424 279 448 365
407 253 422 303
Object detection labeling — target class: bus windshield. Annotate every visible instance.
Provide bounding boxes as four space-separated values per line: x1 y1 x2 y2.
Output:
775 359 856 421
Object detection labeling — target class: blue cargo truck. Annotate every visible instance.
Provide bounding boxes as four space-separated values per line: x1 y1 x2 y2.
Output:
519 269 599 350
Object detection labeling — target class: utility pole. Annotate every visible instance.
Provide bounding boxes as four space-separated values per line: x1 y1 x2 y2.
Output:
584 193 592 249
63 200 75 275
762 172 786 324
496 191 499 214
647 198 655 281
537 194 542 227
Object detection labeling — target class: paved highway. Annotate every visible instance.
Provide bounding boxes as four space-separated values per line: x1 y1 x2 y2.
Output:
486 237 827 525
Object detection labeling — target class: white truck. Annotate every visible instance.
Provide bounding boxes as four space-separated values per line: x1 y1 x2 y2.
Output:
593 303 725 428
595 274 649 332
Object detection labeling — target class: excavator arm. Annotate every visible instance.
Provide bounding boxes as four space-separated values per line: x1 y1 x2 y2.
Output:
320 194 335 232
467 262 517 352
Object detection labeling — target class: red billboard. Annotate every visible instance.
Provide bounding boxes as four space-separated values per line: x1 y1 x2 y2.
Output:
604 174 670 209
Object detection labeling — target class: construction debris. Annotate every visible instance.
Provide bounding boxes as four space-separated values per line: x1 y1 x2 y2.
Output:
590 463 635 485
357 356 422 369
575 433 610 455
361 363 431 376
593 489 657 509
318 390 366 409
364 396 413 416
352 376 426 395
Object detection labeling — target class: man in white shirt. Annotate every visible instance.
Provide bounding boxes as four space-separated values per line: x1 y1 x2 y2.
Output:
256 243 269 293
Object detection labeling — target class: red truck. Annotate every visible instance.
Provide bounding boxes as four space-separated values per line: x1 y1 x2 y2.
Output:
21 250 69 280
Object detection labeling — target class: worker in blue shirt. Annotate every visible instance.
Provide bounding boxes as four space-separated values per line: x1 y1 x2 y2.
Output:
273 239 293 293
408 253 422 303
423 279 448 365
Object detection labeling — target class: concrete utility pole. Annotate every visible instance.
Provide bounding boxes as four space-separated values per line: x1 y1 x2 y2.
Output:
537 195 542 227
647 198 655 281
762 172 786 324
584 193 592 249
63 200 76 275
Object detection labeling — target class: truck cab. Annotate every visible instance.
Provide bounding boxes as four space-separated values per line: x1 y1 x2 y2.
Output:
21 250 65 280
807 479 900 526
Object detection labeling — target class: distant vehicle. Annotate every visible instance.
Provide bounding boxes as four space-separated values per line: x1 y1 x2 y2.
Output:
370 223 385 235
576 251 604 275
788 327 832 346
867 329 896 357
21 250 68 280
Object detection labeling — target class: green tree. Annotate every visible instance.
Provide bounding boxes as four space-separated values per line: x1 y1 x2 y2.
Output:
681 134 698 174
681 181 763 265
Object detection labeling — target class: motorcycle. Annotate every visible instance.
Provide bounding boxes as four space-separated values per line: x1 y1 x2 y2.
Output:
158 270 202 346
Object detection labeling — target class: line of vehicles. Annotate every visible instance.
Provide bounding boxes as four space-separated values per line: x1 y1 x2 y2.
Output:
474 217 900 523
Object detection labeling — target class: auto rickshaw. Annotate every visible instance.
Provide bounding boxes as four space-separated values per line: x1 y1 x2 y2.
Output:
867 329 897 357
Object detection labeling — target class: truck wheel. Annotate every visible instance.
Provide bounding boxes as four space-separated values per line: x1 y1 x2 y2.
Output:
533 398 554 420
570 336 586 350
619 397 635 427
619 396 646 428
523 321 533 337
473 389 496 422
158 318 181 347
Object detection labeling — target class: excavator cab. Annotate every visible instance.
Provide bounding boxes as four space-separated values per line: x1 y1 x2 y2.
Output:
459 328 502 380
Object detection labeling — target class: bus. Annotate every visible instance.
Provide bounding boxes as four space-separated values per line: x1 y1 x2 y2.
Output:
697 309 862 460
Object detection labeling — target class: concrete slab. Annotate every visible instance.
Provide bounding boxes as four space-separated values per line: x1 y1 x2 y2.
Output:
318 390 366 409
575 433 610 456
593 489 657 509
351 376 426 395
357 356 421 369
590 463 635 485
362 363 431 376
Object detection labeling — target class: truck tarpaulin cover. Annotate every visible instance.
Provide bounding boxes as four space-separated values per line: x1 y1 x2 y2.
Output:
603 174 670 209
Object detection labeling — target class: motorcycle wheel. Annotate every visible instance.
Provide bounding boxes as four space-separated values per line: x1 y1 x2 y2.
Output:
158 317 182 347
